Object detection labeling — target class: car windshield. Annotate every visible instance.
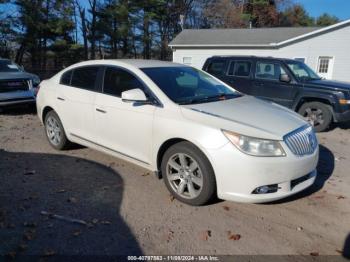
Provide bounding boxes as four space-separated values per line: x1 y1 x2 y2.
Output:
141 67 240 105
286 61 321 81
0 60 22 72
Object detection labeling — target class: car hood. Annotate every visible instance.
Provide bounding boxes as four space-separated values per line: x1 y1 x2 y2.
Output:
0 71 37 81
181 96 307 140
306 79 350 92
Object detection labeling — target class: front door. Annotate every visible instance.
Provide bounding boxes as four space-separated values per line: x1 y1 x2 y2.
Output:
252 61 296 108
94 66 156 165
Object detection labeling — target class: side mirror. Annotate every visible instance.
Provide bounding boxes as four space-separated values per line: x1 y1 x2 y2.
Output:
280 74 291 83
121 88 148 103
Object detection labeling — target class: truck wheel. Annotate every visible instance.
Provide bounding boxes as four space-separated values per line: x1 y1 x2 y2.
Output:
298 102 332 132
161 141 216 206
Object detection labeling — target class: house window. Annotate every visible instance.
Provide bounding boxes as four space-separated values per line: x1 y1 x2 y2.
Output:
183 57 192 65
294 58 306 63
317 57 331 74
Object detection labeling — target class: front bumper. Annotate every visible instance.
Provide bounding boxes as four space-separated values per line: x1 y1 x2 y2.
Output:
334 108 350 123
0 90 36 107
207 142 319 203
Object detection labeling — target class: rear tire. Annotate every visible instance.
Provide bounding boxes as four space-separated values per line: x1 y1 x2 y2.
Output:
44 110 70 150
161 141 216 206
298 102 332 132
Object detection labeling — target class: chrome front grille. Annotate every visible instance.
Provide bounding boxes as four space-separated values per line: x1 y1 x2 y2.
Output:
284 125 318 156
0 79 30 93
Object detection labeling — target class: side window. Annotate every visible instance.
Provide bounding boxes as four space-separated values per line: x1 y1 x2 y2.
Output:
289 63 308 78
103 67 144 97
60 70 72 85
234 61 251 77
227 61 235 76
207 60 226 76
255 61 286 81
71 66 99 90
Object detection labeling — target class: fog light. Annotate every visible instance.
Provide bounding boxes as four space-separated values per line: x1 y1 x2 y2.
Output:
252 184 278 194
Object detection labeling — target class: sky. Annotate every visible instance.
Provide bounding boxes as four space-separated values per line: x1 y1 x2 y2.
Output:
79 0 350 21
296 0 350 20
1 0 350 21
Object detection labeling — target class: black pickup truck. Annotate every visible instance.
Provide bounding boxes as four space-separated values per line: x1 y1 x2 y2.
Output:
203 56 350 132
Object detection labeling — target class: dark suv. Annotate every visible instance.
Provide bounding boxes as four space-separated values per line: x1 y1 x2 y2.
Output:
203 56 350 132
0 59 40 109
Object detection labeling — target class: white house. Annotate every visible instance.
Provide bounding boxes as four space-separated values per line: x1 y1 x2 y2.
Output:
169 19 350 81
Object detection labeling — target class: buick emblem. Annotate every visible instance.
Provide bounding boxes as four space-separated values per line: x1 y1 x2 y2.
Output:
308 133 317 149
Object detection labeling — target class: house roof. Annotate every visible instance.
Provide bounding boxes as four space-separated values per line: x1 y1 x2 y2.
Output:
169 19 350 48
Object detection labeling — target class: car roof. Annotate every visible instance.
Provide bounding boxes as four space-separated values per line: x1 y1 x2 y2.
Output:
209 56 296 62
116 59 185 68
69 59 186 69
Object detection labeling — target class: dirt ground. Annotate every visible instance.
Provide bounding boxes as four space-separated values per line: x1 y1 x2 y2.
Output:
0 106 349 259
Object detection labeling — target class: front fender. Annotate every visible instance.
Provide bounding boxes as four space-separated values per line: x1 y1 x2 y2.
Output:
292 92 338 111
151 110 229 170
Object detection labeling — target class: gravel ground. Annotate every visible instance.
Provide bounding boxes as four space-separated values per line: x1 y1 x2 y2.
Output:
0 106 349 259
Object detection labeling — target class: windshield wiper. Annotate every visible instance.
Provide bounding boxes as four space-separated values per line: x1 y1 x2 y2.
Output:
178 93 240 105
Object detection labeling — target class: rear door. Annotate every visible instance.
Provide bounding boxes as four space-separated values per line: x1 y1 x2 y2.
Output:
56 66 102 141
252 60 296 108
222 60 253 95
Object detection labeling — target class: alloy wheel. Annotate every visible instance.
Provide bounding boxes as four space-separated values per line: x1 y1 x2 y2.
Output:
46 116 62 146
303 107 324 127
166 153 203 199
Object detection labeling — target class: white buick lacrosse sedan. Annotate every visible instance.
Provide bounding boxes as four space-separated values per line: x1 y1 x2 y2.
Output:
36 60 319 205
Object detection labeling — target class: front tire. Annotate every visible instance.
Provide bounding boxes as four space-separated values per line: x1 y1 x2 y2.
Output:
44 110 69 150
161 142 216 206
298 102 332 132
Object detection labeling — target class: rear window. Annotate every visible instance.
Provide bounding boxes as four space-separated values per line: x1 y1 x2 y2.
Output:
60 70 72 85
71 66 99 90
207 60 226 76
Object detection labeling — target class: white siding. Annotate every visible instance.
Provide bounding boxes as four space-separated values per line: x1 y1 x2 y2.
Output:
172 25 350 81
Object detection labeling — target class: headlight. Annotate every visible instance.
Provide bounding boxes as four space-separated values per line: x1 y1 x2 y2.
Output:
222 130 286 157
339 99 350 105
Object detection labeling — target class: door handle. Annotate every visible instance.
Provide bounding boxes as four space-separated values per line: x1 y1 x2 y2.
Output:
57 97 65 101
96 108 107 114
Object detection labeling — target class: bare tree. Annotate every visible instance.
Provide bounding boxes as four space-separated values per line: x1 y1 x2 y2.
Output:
75 0 89 60
88 0 98 59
